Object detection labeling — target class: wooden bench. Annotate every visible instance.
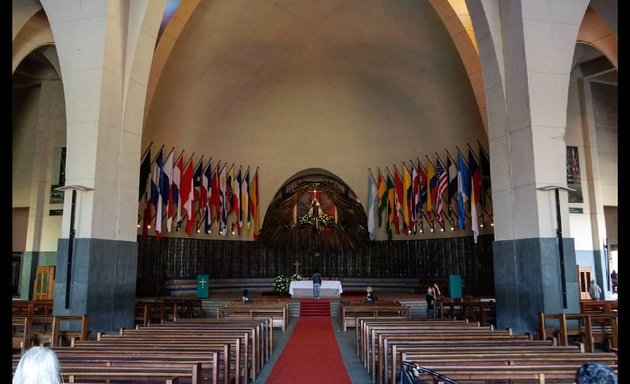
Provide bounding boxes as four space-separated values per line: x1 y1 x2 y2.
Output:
401 360 618 384
13 353 207 384
580 300 618 314
112 325 258 382
12 299 54 316
340 303 409 331
390 341 582 384
538 312 618 352
367 326 531 383
218 302 288 332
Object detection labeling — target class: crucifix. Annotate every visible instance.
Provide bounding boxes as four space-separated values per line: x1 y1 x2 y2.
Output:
198 276 208 289
293 260 301 275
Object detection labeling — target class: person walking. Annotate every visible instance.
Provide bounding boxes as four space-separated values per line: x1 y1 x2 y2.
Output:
425 283 441 319
589 279 602 300
312 270 322 299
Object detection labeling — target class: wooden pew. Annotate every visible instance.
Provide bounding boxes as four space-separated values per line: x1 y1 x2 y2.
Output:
340 303 409 331
390 341 581 384
580 300 618 314
367 326 531 383
538 312 618 352
218 302 288 332
13 353 208 384
12 316 54 353
112 326 255 382
12 299 54 316
401 360 618 384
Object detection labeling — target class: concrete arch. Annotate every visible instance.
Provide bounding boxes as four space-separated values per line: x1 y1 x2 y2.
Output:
577 6 617 69
12 10 55 74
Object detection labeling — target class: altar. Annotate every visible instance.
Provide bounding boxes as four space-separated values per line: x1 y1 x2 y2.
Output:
289 280 343 298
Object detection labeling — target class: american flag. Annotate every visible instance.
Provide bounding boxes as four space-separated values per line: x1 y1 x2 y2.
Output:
436 157 448 222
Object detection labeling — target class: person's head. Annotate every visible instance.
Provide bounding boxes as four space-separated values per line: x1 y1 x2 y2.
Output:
575 362 617 384
427 286 434 295
366 286 372 293
13 346 62 384
242 289 249 296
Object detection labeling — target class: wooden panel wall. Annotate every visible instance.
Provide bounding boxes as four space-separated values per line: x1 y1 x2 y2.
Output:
136 234 494 297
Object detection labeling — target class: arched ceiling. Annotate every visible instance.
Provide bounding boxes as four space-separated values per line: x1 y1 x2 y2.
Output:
143 0 486 164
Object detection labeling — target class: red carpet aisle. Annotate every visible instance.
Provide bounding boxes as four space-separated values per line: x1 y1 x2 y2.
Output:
265 300 351 383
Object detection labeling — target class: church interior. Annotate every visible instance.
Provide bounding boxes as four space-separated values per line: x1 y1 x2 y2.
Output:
12 1 618 382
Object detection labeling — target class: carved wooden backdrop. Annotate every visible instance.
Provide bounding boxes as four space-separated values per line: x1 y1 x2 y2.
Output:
136 234 494 296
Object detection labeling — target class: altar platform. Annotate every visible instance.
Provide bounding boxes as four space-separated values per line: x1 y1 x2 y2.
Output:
289 280 343 298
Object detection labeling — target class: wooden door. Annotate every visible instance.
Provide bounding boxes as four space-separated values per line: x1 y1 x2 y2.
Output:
577 265 592 300
33 266 55 300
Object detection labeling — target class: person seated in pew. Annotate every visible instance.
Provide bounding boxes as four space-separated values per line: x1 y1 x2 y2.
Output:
365 286 377 303
13 346 62 384
575 361 617 384
242 289 250 303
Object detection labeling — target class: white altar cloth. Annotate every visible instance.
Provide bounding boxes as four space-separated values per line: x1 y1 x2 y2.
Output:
289 280 343 298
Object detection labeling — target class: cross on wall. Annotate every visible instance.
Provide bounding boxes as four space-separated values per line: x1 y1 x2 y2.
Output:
293 260 301 275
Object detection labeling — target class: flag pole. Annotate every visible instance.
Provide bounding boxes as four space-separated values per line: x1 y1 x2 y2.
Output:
141 141 153 161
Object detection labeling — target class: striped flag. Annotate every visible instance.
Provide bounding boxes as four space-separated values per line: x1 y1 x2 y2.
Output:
249 168 260 240
181 157 194 236
219 164 228 236
377 169 387 227
202 160 212 233
393 166 403 235
402 164 412 235
436 157 448 223
172 153 184 227
367 170 378 240
457 152 470 229
163 150 174 231
469 149 480 243
386 170 396 239
153 149 164 238
242 167 250 231
417 160 427 223
426 161 437 221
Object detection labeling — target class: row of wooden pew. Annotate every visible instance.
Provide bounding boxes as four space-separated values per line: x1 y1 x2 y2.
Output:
340 300 409 331
538 312 618 352
217 299 290 332
354 316 618 384
12 317 274 384
12 314 89 353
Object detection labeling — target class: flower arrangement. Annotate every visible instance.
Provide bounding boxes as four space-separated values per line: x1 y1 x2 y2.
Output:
298 213 335 229
273 275 290 295
273 273 303 295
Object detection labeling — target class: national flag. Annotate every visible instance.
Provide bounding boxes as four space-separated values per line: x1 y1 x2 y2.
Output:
234 167 242 234
436 157 448 223
202 160 212 233
377 169 387 227
153 149 164 238
219 164 228 236
479 143 492 208
211 162 221 224
193 156 203 210
457 152 470 229
426 161 437 221
162 150 173 231
249 168 260 240
417 160 427 222
447 155 458 217
411 163 419 233
138 148 151 201
171 153 183 229
367 170 378 240
402 164 412 235
393 166 403 235
139 148 152 239
386 170 395 238
181 157 194 236
469 149 480 243
241 167 250 231
226 165 235 215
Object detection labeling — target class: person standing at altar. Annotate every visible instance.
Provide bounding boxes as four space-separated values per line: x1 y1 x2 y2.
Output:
312 270 322 299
